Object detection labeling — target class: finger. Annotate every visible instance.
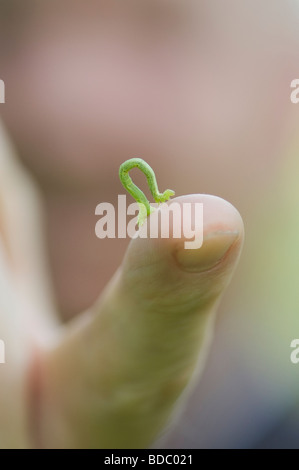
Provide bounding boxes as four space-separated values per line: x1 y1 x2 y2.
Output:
35 194 244 449
0 120 58 331
0 121 57 448
0 234 33 448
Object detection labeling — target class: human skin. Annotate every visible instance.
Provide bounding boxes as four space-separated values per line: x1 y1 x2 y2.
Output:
0 0 298 448
0 0 297 317
0 121 243 447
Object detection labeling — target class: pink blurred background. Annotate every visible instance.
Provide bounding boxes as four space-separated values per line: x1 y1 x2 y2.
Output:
0 0 299 448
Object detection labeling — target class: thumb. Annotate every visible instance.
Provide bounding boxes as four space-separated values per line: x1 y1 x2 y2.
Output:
35 194 244 449
124 194 243 314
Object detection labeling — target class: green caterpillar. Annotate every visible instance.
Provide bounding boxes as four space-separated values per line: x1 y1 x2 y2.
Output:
119 158 175 226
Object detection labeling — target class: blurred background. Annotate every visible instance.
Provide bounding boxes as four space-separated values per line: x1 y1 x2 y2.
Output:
0 0 299 448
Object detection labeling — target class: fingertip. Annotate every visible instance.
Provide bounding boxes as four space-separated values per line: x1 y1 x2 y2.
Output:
123 194 244 280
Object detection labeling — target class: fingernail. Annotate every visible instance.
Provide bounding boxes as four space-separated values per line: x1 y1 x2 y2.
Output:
174 231 239 273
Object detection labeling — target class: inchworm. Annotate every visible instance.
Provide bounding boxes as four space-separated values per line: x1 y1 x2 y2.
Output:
119 158 175 226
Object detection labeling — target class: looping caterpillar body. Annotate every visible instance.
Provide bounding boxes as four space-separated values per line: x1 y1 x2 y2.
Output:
119 158 175 226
